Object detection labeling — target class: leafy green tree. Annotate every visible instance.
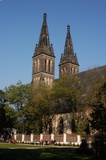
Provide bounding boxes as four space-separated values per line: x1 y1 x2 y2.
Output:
5 81 30 111
89 81 106 132
53 75 81 113
90 103 106 132
0 90 16 136
0 90 6 132
99 81 106 108
82 73 106 108
4 81 31 133
70 112 90 136
77 74 106 135
52 75 90 135
76 114 90 136
26 83 58 134
52 75 91 135
0 90 5 103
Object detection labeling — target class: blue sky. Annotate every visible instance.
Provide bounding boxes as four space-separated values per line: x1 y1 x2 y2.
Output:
0 0 106 90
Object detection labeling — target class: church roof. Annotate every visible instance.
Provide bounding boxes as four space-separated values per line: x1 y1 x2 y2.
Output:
77 65 106 80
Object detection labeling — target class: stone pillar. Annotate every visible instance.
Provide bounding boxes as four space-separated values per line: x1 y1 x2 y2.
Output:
22 134 25 142
30 134 34 142
77 135 81 145
40 134 43 140
51 133 54 140
63 133 67 144
14 134 17 141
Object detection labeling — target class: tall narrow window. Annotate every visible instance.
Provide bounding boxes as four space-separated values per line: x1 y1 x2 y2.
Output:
49 119 52 134
48 60 50 72
45 59 46 71
58 117 64 134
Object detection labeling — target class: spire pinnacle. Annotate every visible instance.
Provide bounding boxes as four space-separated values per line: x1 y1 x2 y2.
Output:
64 25 74 55
33 13 55 57
38 13 50 47
43 13 47 19
59 25 79 66
67 25 70 31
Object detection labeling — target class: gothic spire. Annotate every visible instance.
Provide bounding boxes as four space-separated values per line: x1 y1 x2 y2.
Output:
64 25 74 55
59 25 79 77
38 13 50 47
33 13 54 57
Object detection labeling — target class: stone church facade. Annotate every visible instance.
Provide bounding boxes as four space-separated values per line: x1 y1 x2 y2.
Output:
32 13 106 134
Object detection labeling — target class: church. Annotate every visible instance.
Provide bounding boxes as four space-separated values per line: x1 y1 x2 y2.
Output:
32 13 106 134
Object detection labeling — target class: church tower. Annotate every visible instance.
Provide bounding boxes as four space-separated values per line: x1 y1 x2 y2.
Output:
59 25 79 77
32 13 55 87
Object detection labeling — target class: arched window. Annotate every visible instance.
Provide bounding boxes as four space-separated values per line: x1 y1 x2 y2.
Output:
71 119 76 134
58 117 64 134
49 119 52 134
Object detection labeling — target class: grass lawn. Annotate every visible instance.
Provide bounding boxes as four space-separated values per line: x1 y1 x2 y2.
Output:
0 143 95 160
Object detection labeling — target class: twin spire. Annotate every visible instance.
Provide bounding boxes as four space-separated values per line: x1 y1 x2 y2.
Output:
38 13 78 64
33 13 79 76
60 25 79 66
33 13 54 57
38 13 50 47
64 25 74 55
38 13 75 56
